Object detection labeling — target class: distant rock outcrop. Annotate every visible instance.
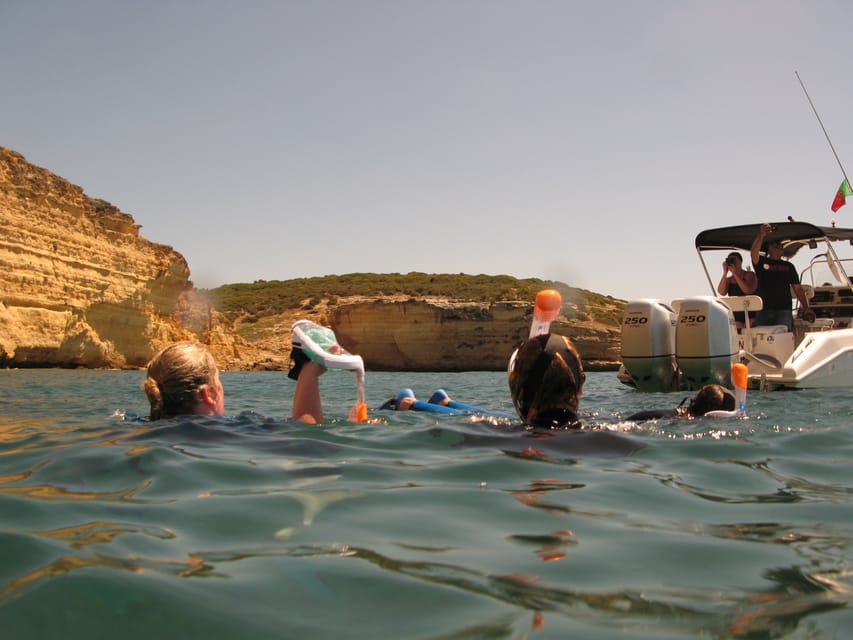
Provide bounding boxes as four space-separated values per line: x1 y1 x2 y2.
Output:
328 298 620 371
0 147 247 368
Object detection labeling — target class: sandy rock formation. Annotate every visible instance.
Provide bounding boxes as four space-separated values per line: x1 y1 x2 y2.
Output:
0 147 244 368
327 298 620 371
0 147 621 371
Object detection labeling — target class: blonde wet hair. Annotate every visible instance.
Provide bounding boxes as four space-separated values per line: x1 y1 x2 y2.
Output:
143 342 218 420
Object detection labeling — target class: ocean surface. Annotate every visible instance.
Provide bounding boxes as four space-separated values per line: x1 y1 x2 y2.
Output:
1 368 852 639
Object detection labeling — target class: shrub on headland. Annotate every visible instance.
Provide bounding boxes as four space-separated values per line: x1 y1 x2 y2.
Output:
203 273 625 326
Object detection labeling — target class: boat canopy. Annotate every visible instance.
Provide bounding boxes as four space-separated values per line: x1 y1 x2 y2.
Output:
695 221 853 258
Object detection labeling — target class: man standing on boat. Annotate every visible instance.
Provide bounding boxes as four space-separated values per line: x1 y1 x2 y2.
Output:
750 223 816 330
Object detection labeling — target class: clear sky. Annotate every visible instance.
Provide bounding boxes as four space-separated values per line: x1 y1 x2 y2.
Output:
3 1 853 304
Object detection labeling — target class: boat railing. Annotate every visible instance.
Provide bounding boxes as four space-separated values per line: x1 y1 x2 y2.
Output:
801 254 853 289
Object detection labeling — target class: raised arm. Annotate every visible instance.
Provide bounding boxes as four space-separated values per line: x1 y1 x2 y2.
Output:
717 261 730 295
292 361 326 424
751 223 772 267
732 267 758 294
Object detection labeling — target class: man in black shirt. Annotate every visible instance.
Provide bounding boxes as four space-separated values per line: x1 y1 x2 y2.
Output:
750 223 816 330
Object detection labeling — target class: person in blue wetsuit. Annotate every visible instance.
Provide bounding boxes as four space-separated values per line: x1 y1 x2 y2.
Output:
378 388 509 416
750 223 815 330
143 341 328 423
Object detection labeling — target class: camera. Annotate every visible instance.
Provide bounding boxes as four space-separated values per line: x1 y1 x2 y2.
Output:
726 257 736 266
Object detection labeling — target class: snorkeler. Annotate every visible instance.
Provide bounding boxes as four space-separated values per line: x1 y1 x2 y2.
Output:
381 333 588 429
624 383 736 421
506 332 587 429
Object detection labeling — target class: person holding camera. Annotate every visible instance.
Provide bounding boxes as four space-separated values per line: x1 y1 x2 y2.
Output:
717 251 757 327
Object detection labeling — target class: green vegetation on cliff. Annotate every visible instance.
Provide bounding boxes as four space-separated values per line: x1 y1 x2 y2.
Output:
204 273 625 325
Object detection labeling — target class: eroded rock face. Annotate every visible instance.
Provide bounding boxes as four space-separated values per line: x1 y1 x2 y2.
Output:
328 298 621 371
0 147 622 371
329 299 530 371
0 147 242 368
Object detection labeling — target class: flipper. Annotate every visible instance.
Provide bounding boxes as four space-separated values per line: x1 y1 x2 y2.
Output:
428 388 513 418
396 388 463 414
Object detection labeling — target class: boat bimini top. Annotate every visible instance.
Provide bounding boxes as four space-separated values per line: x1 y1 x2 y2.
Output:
695 221 853 255
695 221 853 292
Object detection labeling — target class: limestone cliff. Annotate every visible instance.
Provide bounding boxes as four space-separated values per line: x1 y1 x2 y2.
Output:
239 295 622 372
329 298 619 371
0 147 246 368
1 147 623 371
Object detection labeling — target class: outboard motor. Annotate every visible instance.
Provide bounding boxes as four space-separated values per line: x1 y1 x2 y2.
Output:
620 299 679 392
675 296 738 389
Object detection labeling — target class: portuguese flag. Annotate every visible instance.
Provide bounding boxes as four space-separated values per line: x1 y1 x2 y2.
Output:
831 179 852 212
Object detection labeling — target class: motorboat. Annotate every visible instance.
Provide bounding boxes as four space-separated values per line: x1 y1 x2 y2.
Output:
618 220 853 390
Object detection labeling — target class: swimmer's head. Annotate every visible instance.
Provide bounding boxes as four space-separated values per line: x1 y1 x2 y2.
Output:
687 383 736 416
507 333 585 428
143 342 223 420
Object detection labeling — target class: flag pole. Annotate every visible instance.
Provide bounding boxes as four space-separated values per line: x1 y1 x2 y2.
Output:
795 70 850 186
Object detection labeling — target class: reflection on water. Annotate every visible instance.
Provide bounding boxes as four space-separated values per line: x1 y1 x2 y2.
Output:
0 370 851 638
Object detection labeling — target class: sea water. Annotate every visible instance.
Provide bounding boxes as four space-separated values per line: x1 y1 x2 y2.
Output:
1 369 852 639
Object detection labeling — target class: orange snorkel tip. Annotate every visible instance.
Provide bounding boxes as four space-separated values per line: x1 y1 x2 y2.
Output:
529 289 563 339
534 289 562 323
732 362 748 389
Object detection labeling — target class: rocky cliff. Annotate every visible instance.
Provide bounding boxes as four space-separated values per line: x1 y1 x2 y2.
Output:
0 147 623 371
327 298 620 371
0 147 248 368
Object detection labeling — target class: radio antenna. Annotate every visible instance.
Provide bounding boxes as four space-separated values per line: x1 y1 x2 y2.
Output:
795 70 850 186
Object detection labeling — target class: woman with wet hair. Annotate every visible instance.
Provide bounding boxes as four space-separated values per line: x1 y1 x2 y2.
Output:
143 342 224 420
143 341 327 423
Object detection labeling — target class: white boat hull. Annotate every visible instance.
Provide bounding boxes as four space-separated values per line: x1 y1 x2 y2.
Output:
752 327 853 389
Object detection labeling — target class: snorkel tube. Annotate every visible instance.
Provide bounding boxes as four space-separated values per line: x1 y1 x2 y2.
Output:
732 362 748 417
704 362 749 419
509 289 564 376
529 289 563 338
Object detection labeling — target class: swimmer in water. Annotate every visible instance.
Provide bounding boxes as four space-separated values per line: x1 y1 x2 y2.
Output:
507 332 587 429
380 334 588 428
143 341 328 423
625 383 736 421
378 331 644 455
502 332 644 454
380 333 588 428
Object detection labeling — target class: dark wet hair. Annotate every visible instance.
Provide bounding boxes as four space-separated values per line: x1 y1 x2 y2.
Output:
687 384 735 416
508 334 585 428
